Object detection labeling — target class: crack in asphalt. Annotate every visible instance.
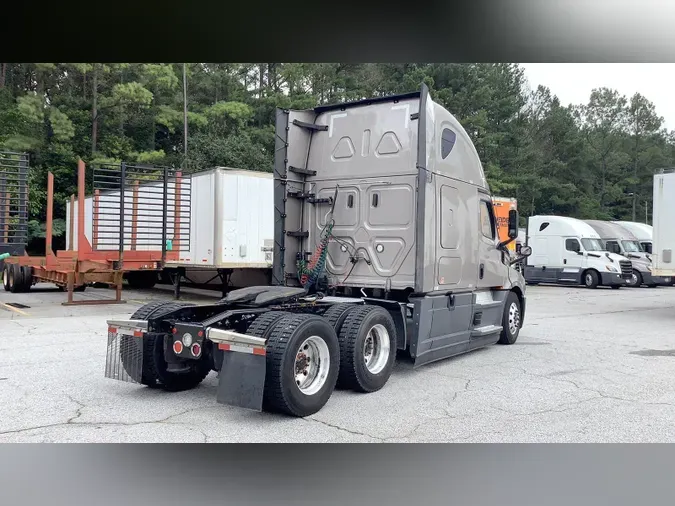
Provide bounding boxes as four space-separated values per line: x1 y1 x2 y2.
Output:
305 379 475 443
305 417 384 442
0 395 211 442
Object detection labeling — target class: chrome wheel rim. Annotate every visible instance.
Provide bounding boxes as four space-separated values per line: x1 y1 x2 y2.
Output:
585 274 593 286
2 268 7 287
508 302 520 334
363 324 390 374
629 273 638 286
294 335 330 396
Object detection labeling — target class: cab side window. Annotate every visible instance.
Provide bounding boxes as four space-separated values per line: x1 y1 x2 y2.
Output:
605 240 620 254
565 238 580 252
479 200 495 240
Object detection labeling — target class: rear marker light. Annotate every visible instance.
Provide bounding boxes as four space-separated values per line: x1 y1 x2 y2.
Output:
191 343 202 357
182 333 193 347
173 341 184 354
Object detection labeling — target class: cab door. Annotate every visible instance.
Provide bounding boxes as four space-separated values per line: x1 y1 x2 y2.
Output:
476 196 505 289
563 237 583 270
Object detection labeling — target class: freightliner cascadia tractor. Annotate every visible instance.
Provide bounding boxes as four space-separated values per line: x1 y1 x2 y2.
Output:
105 84 532 417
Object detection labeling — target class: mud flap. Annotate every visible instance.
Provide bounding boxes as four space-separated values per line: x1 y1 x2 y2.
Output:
216 351 267 411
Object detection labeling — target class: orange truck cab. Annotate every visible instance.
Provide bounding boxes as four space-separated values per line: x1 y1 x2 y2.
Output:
493 197 517 253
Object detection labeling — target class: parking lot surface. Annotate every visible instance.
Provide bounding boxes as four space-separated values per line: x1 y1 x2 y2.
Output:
2 283 675 442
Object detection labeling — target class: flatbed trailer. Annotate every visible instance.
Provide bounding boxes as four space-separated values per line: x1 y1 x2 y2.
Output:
105 85 532 417
2 158 191 304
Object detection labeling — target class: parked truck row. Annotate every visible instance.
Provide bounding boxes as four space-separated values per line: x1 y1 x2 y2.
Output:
104 85 533 417
520 215 671 289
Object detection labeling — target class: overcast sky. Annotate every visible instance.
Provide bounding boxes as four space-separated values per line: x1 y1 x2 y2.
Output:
520 63 675 131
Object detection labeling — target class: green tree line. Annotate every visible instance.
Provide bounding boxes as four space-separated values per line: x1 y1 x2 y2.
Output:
1 63 672 242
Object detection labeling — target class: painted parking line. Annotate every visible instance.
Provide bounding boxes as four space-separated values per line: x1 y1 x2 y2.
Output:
0 302 30 316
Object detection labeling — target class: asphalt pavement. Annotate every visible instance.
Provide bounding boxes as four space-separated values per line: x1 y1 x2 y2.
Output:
2 282 675 442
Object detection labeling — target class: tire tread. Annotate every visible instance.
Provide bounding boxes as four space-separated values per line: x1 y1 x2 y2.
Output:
337 305 395 392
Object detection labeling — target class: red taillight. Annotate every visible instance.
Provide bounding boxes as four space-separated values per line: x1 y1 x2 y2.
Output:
197 330 204 337
191 343 202 357
172 327 178 334
173 341 183 354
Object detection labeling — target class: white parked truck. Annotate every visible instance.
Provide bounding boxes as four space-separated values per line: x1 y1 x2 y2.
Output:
613 221 653 254
523 215 632 288
584 220 670 288
104 85 532 417
652 169 675 278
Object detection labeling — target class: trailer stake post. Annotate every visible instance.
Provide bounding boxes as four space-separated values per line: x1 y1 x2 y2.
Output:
118 162 126 269
69 195 75 250
77 160 86 260
132 180 139 251
161 169 168 264
46 172 54 256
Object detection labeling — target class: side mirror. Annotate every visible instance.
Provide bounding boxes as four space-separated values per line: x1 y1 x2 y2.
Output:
507 209 518 239
519 245 532 257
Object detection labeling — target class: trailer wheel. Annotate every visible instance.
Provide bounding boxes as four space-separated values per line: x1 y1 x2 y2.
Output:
17 266 33 292
246 311 290 338
583 270 599 289
498 291 521 345
336 305 397 393
322 303 358 335
127 271 158 290
264 314 340 417
8 264 20 293
2 264 9 292
120 301 196 387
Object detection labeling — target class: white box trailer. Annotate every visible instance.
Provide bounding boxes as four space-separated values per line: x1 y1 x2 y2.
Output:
66 167 274 283
167 168 274 269
652 170 675 276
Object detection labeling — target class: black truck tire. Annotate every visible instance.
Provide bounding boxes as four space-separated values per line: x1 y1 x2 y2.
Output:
336 305 397 393
16 266 33 293
322 303 358 335
498 291 522 345
150 332 212 392
8 264 20 293
2 264 10 291
583 270 599 289
263 313 340 417
120 301 196 387
127 271 158 290
246 311 290 338
627 270 642 288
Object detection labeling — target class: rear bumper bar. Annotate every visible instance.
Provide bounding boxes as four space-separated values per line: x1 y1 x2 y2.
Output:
207 328 267 356
107 319 148 337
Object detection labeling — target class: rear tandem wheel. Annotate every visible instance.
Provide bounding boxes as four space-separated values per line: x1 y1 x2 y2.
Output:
119 301 210 391
263 313 340 417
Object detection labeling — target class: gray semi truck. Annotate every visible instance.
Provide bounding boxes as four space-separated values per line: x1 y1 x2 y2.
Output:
104 84 533 417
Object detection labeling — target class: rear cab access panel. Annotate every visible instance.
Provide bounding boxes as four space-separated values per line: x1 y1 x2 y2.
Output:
274 91 423 291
